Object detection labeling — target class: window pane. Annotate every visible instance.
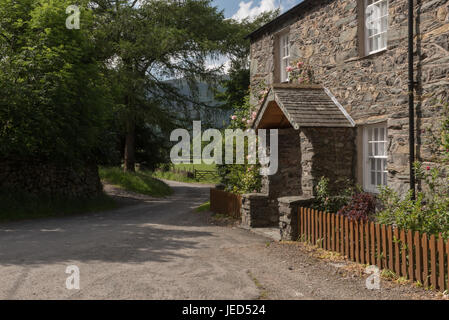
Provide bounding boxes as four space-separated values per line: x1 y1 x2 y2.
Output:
380 32 387 49
383 172 387 185
379 127 385 140
377 158 382 171
368 22 374 37
371 171 376 185
373 35 379 51
377 172 382 186
374 142 378 155
379 141 385 155
381 16 388 32
380 1 388 16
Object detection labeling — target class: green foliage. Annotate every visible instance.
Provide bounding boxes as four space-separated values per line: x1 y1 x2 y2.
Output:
312 177 356 213
0 190 117 222
214 67 250 110
217 95 262 194
0 0 111 163
152 169 219 184
376 162 449 239
99 167 173 197
214 11 278 111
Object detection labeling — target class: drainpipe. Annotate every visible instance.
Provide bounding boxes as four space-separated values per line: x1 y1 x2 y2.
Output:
408 0 416 200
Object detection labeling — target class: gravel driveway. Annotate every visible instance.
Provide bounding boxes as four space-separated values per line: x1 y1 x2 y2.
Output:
0 181 438 300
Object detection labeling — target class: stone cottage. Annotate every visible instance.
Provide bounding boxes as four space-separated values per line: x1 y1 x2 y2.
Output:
241 0 449 240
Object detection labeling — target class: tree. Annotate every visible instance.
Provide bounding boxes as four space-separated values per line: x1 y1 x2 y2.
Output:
92 0 234 172
0 0 111 164
214 11 279 110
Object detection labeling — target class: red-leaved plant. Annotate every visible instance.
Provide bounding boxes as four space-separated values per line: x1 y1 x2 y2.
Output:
337 193 376 222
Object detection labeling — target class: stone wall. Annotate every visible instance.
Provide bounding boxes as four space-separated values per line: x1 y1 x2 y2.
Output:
250 0 449 195
241 193 278 228
263 128 302 198
300 127 356 196
278 196 314 241
261 127 356 197
0 159 103 198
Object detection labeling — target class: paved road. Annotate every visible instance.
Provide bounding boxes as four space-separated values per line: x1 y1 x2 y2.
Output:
0 181 433 300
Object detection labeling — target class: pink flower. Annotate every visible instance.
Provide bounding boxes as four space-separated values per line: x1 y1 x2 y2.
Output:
426 166 430 171
297 61 304 68
286 66 294 73
242 118 246 122
231 115 237 120
252 111 257 118
247 119 252 124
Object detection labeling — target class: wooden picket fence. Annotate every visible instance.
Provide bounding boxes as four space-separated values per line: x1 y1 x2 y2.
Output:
210 189 242 219
298 207 449 292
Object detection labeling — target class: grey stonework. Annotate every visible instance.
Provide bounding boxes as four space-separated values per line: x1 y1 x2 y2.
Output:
250 0 449 194
242 0 449 236
278 196 314 241
262 127 356 197
0 159 103 198
241 193 278 228
242 127 355 231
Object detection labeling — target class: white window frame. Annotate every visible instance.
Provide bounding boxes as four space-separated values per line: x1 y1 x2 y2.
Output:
279 33 290 83
364 0 388 55
363 123 388 193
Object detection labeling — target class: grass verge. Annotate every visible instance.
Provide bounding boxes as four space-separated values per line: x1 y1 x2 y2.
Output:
0 192 118 223
196 201 210 212
99 167 172 197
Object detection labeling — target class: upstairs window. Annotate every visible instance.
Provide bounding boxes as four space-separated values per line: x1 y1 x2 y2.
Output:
363 124 388 193
365 0 388 55
279 33 290 83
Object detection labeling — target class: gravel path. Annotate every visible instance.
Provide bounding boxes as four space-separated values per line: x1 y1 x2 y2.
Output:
0 181 440 300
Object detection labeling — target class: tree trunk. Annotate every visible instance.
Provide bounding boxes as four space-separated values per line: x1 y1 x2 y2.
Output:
124 117 136 172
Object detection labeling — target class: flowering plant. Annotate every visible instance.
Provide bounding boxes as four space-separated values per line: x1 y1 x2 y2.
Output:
285 59 315 84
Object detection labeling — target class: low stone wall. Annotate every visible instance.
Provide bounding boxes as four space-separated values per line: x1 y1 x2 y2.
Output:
0 159 103 198
241 193 279 228
278 196 315 241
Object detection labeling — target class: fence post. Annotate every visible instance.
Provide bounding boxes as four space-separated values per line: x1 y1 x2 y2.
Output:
422 233 429 288
438 234 445 291
430 234 437 289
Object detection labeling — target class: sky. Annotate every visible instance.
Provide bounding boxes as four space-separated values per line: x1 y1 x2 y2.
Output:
205 0 302 71
211 0 302 20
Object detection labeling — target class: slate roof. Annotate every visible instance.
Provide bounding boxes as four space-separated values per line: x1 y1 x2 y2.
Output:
253 84 355 129
246 0 323 40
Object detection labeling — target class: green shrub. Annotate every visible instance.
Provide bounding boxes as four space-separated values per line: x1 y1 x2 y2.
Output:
376 162 449 239
312 177 355 213
217 95 262 194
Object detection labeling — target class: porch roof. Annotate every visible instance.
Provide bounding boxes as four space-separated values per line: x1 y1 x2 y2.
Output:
253 84 355 130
